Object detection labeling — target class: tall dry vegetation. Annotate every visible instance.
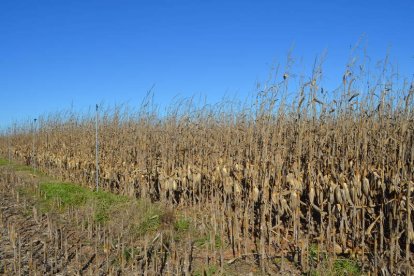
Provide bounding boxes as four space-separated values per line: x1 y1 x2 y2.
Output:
1 53 414 273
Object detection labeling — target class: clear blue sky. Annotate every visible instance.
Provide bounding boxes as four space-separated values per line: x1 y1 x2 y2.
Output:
1 0 413 128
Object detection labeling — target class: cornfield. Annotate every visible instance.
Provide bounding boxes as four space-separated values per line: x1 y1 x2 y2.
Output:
1 55 413 274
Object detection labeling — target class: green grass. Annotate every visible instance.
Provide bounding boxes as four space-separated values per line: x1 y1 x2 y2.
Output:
0 157 46 176
40 182 90 208
133 203 162 236
91 189 128 222
306 243 361 276
1 157 167 232
123 247 139 263
174 217 191 232
1 155 185 241
38 181 128 223
15 165 47 177
38 181 168 235
194 234 222 248
332 258 361 276
308 257 361 276
14 164 34 172
0 157 31 170
309 243 329 267
0 158 9 166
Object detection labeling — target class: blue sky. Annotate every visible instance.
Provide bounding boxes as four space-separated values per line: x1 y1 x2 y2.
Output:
1 0 413 128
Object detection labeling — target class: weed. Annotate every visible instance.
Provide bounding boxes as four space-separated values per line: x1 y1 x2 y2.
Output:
308 257 361 276
332 258 361 276
39 182 90 211
92 190 127 223
37 181 128 224
132 204 162 236
123 247 138 263
194 234 222 249
174 217 191 232
0 158 8 166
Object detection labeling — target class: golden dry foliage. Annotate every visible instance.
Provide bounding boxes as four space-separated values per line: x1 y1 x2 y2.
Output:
1 55 414 274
